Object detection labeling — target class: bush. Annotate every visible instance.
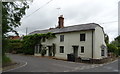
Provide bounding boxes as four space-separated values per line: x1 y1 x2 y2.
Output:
23 48 34 55
107 44 118 56
107 44 117 52
7 40 23 54
41 49 46 56
118 47 120 55
2 55 11 65
2 39 9 55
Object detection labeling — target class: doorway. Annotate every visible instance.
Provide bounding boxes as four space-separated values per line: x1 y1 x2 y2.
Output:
72 46 79 58
48 46 53 56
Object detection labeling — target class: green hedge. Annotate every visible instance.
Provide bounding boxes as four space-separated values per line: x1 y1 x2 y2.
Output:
5 33 56 55
2 55 11 65
7 40 23 54
107 44 119 56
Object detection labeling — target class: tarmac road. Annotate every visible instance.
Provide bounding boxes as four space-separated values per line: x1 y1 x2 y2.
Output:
3 54 119 72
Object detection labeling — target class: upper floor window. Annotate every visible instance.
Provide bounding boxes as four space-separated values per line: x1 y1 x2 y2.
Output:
60 35 64 42
60 46 64 53
80 33 85 41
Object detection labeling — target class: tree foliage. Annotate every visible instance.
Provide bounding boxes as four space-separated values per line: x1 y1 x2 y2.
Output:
109 35 120 56
105 34 109 44
2 1 29 56
2 2 29 36
107 44 117 52
2 1 29 65
52 43 56 56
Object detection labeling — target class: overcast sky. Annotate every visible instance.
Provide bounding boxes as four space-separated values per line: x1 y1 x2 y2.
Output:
14 0 119 42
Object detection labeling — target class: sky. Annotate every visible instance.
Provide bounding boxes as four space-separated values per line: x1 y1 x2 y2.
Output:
12 0 119 42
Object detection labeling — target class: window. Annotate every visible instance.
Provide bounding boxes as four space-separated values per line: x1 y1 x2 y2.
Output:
80 33 85 41
81 46 84 53
101 50 104 56
60 46 64 53
42 37 46 42
35 46 37 53
60 35 64 42
35 45 40 53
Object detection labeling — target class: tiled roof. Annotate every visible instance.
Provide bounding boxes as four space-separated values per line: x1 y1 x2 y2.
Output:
29 23 101 35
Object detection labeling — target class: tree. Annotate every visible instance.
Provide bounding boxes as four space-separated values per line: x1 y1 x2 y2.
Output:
105 34 109 44
2 1 29 55
108 35 120 56
107 44 117 53
114 35 120 47
2 2 29 36
52 43 56 56
2 1 29 65
115 35 120 42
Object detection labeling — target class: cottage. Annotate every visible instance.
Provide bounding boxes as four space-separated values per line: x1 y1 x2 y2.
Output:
29 15 107 61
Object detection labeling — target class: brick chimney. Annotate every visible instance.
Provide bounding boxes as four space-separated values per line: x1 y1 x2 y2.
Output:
57 15 64 28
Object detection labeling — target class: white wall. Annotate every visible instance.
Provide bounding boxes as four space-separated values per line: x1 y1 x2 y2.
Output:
94 26 107 59
35 26 107 60
40 30 93 59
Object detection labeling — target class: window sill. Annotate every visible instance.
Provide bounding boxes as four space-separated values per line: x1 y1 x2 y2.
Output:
59 53 64 54
79 53 84 55
80 41 85 42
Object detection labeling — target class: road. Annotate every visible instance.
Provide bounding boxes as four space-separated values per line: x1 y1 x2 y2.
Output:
3 54 119 72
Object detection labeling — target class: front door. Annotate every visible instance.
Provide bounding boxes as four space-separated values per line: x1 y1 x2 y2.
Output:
73 46 78 58
48 46 52 56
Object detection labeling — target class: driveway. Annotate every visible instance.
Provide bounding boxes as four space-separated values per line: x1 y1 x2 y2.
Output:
3 54 118 72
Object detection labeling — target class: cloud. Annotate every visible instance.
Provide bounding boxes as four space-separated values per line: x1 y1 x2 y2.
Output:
14 0 119 42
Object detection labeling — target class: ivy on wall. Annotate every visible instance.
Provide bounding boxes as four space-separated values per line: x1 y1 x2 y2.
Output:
22 32 56 55
52 43 56 56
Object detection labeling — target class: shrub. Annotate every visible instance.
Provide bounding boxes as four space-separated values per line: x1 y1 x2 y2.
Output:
118 47 120 55
41 49 46 56
107 44 118 56
2 55 11 65
7 40 23 54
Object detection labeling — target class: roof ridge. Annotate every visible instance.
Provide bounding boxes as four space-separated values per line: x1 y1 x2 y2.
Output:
63 23 98 28
29 23 100 35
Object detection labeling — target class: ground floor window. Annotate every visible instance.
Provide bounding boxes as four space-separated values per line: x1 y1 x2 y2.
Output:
60 46 64 53
35 44 41 54
101 50 104 56
81 46 84 53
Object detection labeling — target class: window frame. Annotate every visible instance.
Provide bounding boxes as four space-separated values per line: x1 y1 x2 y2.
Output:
81 46 84 53
60 46 64 53
60 35 64 42
101 50 104 56
80 33 86 41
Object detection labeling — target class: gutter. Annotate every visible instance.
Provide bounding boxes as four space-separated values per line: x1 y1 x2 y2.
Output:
92 30 94 59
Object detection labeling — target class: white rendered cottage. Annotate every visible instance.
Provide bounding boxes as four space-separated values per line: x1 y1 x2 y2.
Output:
29 15 107 61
